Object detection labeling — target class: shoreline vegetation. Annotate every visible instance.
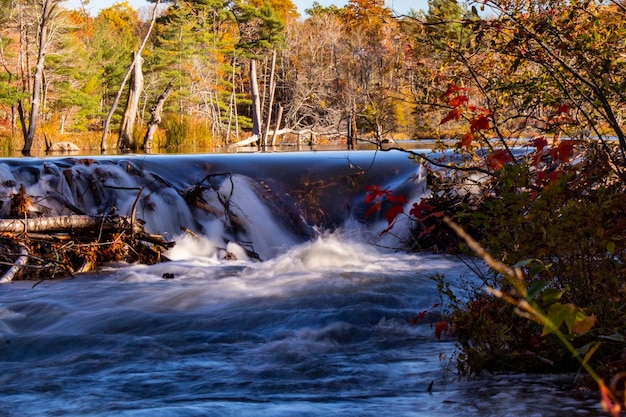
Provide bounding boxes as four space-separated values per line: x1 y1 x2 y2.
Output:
369 138 626 411
2 0 626 414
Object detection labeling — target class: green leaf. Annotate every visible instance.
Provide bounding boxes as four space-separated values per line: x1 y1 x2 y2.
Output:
599 333 625 343
512 259 535 268
577 341 597 356
542 288 564 304
606 241 616 254
526 280 549 300
542 302 577 336
528 263 548 278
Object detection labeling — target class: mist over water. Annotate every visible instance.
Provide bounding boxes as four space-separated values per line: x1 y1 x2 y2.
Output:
0 151 602 416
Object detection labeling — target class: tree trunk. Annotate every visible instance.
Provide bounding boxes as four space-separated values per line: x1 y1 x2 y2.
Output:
226 54 238 144
347 110 357 150
0 214 172 247
100 0 160 152
22 0 56 156
142 81 173 151
271 104 283 146
118 52 144 150
17 100 28 141
0 213 173 282
262 49 277 148
249 59 262 146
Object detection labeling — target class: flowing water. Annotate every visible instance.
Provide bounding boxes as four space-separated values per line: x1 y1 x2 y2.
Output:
0 150 602 416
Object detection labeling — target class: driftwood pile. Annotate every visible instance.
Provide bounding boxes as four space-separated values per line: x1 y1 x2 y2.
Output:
0 185 174 283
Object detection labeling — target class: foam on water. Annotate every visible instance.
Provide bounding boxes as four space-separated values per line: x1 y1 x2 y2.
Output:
164 233 224 261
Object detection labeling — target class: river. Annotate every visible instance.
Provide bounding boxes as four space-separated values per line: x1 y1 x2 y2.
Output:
0 150 602 416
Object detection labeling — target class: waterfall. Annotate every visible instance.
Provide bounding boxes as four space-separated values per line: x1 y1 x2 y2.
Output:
0 151 427 260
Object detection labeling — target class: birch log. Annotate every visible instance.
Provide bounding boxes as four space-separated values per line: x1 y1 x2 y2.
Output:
0 242 28 283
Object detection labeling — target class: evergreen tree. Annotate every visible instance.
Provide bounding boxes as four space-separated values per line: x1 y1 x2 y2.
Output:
148 0 239 144
92 3 141 127
424 0 471 44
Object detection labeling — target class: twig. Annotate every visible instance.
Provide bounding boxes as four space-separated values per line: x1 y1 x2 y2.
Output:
130 186 145 241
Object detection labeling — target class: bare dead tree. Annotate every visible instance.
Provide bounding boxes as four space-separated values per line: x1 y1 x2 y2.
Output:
249 59 262 146
118 52 144 150
100 0 161 152
142 81 174 151
20 0 58 155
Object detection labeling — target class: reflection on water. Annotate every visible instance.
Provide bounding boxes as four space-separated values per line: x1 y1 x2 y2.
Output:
4 139 438 158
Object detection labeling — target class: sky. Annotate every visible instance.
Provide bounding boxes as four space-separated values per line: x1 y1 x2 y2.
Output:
62 0 428 17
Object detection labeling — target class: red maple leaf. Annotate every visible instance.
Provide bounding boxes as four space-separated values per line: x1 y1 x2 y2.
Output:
458 132 474 149
410 199 436 220
550 140 577 163
532 136 548 152
386 193 408 205
449 95 469 108
555 103 570 114
531 151 543 168
435 321 449 339
486 149 513 169
385 204 404 225
440 108 462 125
412 310 428 325
364 185 383 204
470 114 491 132
441 84 466 98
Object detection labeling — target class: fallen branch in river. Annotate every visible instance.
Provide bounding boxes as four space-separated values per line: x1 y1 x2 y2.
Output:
0 213 174 282
0 242 28 283
228 128 345 147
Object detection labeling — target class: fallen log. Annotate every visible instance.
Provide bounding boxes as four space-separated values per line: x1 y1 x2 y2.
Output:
228 128 347 148
229 134 259 147
0 242 28 283
0 214 175 250
0 215 139 234
0 214 174 282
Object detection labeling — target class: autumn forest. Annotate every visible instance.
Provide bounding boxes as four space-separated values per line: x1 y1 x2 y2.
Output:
0 0 415 154
1 0 625 156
